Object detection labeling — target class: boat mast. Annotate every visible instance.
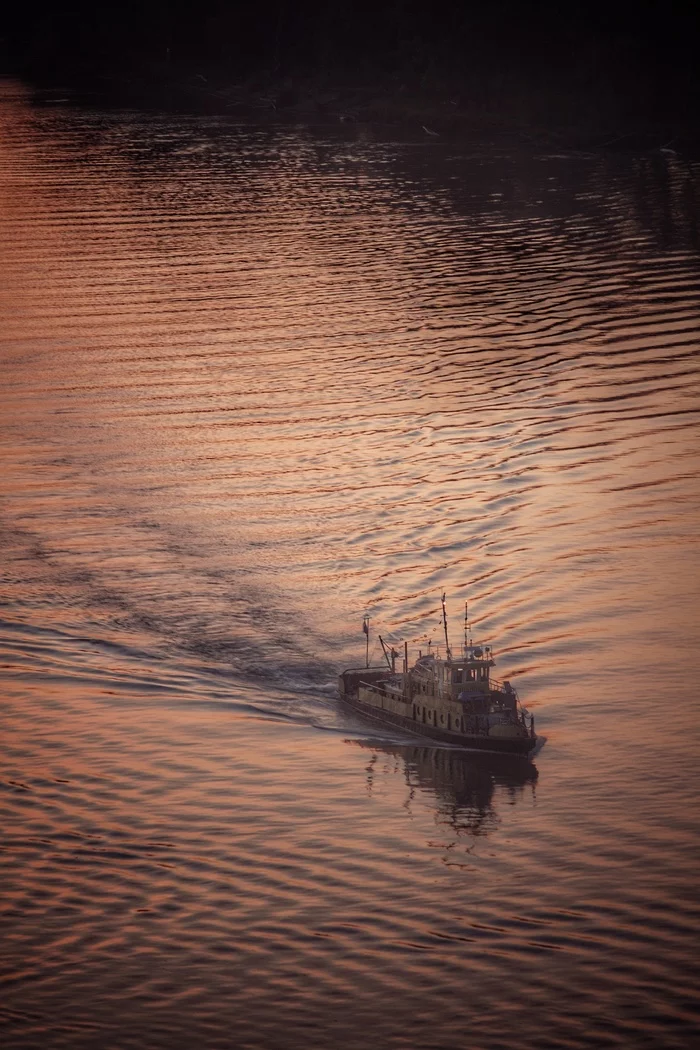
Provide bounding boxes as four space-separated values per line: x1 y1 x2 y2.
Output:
363 616 369 668
441 592 452 661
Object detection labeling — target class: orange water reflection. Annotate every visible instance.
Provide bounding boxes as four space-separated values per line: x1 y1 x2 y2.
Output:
2 79 700 1049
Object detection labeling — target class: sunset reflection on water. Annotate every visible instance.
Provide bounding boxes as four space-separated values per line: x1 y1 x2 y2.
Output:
1 79 700 1048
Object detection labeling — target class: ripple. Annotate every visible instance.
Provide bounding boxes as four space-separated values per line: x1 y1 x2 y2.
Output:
1 79 700 1048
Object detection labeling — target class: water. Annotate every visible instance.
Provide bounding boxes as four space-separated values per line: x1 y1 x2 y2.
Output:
1 77 700 1048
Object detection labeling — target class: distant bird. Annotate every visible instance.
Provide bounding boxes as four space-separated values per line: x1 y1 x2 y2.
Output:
422 125 440 137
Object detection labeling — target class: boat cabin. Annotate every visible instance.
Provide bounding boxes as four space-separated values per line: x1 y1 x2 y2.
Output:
412 645 496 702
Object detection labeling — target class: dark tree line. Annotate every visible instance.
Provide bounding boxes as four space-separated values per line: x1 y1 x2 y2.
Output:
2 1 698 121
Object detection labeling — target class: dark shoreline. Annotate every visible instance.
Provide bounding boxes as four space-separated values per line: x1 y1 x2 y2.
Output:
19 62 700 158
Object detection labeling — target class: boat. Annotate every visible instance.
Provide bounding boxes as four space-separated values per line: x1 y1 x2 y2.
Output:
339 595 537 756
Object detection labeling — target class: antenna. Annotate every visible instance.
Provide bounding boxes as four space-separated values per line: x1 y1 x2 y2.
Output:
441 592 452 661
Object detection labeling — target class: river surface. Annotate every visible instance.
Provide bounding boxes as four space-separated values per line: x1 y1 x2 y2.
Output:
1 78 700 1049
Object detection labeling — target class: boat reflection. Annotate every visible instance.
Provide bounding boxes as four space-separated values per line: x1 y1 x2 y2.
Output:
350 738 537 837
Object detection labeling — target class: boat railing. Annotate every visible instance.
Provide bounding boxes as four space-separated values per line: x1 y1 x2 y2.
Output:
452 675 516 696
489 676 518 699
344 665 389 675
425 642 495 659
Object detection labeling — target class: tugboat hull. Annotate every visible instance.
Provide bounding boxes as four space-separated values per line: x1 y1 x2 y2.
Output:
346 693 536 754
339 667 537 756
